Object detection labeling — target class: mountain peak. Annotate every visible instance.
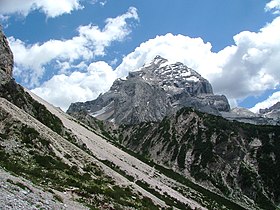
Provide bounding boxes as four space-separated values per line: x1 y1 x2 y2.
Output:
68 56 230 124
153 55 168 64
141 55 168 69
132 56 212 96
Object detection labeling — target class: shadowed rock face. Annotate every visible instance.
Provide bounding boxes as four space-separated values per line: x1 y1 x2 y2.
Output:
67 56 230 124
0 27 13 77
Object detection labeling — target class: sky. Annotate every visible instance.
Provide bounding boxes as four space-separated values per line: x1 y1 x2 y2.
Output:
0 0 280 112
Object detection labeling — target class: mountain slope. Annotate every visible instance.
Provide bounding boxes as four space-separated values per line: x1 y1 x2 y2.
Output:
1 94 174 209
27 89 210 209
1 27 204 209
99 107 279 210
67 56 230 124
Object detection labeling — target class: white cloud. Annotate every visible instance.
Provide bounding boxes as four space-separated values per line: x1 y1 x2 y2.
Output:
115 33 219 79
212 16 280 99
265 0 280 14
0 0 82 18
250 91 280 113
0 14 8 22
32 61 116 111
9 7 138 86
78 7 138 56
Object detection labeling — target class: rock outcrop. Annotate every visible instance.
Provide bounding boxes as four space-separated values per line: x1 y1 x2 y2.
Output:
0 26 13 77
68 56 230 124
260 101 280 120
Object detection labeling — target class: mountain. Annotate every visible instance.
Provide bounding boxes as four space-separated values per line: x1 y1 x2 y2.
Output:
67 55 280 126
67 55 230 124
65 55 280 209
1 27 240 210
2 26 280 210
117 109 280 210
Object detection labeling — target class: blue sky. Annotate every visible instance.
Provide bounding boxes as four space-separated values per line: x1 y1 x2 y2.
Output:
1 0 280 112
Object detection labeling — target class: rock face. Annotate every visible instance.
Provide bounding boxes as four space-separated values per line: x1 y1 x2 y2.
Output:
0 26 13 77
68 56 230 124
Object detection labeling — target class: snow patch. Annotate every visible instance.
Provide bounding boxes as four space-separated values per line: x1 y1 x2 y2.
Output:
185 76 199 82
90 101 114 117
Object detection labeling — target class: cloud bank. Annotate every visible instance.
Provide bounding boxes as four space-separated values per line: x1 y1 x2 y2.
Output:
32 61 116 111
0 0 82 18
9 7 138 86
265 0 280 14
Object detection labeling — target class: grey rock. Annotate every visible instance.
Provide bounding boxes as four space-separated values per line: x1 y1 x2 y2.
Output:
0 26 13 77
68 56 230 124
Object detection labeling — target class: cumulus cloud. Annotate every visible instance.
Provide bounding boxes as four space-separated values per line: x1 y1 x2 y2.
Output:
0 0 83 18
212 16 280 99
115 33 219 79
9 7 138 86
250 91 280 113
265 0 280 14
115 16 280 107
32 61 116 111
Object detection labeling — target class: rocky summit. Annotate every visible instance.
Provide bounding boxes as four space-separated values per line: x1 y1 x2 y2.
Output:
67 55 230 124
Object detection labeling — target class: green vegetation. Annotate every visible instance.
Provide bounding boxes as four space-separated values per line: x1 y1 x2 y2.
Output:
53 194 63 203
0 121 160 209
6 179 32 192
88 133 248 210
135 180 191 210
100 160 135 182
0 79 64 135
177 144 187 169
